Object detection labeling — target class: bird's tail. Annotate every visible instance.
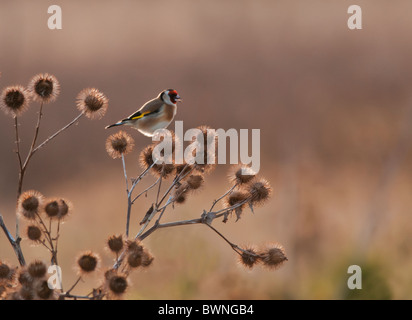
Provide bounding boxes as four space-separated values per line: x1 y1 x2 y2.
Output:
105 121 124 129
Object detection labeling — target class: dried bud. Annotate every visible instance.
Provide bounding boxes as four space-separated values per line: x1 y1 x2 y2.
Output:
35 280 54 300
17 190 44 220
17 269 33 287
76 88 108 119
106 131 134 159
186 174 204 190
127 251 143 268
247 178 272 207
139 144 175 178
77 251 100 274
107 235 124 253
259 243 287 270
141 251 154 268
238 246 260 269
224 190 250 221
173 182 190 204
57 199 72 220
19 285 34 300
0 85 31 117
26 225 42 243
107 274 128 296
28 260 47 278
230 165 256 185
28 73 60 103
0 261 12 280
191 125 217 174
44 199 59 218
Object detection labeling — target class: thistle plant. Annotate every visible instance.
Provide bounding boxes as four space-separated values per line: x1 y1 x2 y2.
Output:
0 73 287 300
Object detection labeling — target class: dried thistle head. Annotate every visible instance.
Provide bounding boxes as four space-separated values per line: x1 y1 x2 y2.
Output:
35 280 55 300
229 165 256 185
238 246 260 269
127 242 153 269
173 182 190 204
141 250 154 268
26 225 43 244
106 131 134 159
259 243 288 270
17 269 33 287
225 190 249 208
0 85 31 117
57 198 72 220
17 190 44 221
247 178 272 207
19 285 34 300
186 174 204 191
107 273 128 297
126 240 144 254
127 250 143 268
192 125 217 174
139 144 175 178
76 251 100 275
27 260 47 279
152 129 180 155
44 199 59 219
0 261 13 282
76 88 108 119
107 234 124 254
28 73 60 104
224 190 250 221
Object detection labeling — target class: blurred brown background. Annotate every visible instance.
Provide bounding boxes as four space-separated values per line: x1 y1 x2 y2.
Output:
1 0 412 299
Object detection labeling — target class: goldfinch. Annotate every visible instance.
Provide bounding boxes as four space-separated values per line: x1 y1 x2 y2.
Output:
106 89 181 137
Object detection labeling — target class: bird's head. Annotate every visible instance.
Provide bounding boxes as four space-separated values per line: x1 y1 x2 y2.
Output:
161 89 182 105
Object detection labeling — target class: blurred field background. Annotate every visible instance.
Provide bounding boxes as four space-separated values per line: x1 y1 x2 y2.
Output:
1 0 412 299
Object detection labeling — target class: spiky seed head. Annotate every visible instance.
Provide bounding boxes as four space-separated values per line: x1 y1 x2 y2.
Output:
225 190 249 208
77 251 100 274
239 246 260 269
17 190 44 221
152 129 180 154
26 225 42 242
108 274 128 296
19 285 34 300
191 125 217 174
186 174 204 190
140 145 155 169
17 269 33 287
126 240 144 254
141 251 154 268
259 243 288 270
247 178 272 207
174 182 189 204
139 144 175 178
28 73 60 103
35 280 54 300
107 235 124 253
28 260 47 278
44 199 59 218
224 190 250 221
76 88 108 119
0 85 31 117
57 199 72 220
106 131 134 159
0 261 11 280
127 251 143 268
230 165 256 185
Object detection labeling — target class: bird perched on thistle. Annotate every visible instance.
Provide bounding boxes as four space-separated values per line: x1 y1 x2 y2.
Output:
106 89 181 137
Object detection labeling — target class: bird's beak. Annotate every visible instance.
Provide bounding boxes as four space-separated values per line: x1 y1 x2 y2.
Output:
175 95 182 102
